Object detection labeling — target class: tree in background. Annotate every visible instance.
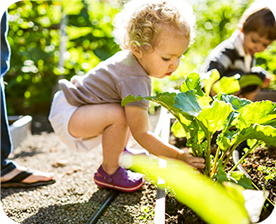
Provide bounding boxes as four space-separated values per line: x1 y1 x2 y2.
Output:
5 0 120 114
4 0 276 115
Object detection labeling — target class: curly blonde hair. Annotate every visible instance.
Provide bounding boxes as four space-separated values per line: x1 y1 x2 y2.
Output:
113 0 196 52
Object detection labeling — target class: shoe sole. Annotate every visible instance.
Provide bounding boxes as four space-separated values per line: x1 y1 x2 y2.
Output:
1 179 56 188
94 178 143 193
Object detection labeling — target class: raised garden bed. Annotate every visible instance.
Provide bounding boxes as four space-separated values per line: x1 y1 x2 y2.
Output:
126 104 275 223
157 102 276 223
254 89 276 102
167 131 276 223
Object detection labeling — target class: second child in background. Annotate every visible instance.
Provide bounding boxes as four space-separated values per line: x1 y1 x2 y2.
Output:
201 2 276 100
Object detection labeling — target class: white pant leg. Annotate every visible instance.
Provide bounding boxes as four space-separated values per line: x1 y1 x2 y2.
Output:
48 91 102 152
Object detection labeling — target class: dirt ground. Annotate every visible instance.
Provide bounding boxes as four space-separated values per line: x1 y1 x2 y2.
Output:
1 112 161 224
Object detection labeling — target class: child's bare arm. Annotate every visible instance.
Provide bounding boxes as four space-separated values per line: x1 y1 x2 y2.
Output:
262 76 271 88
124 106 205 169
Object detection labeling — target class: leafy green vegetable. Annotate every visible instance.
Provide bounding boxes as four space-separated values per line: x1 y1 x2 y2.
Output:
122 72 276 183
213 76 240 94
239 75 264 88
200 69 220 96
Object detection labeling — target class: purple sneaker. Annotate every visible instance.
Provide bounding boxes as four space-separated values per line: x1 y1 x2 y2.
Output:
94 165 143 192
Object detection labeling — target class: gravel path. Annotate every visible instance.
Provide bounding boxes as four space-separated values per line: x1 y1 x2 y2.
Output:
1 113 160 224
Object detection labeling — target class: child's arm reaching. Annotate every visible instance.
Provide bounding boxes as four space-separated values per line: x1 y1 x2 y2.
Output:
124 106 205 169
262 76 271 88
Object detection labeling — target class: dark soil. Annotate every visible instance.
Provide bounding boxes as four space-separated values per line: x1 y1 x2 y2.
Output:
166 132 276 224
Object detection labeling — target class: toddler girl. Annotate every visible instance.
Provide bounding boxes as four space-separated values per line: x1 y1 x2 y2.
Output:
49 0 205 193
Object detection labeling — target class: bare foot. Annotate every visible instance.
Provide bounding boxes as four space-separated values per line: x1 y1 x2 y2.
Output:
1 165 54 183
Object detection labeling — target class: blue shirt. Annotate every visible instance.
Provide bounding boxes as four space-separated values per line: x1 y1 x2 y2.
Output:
1 11 11 77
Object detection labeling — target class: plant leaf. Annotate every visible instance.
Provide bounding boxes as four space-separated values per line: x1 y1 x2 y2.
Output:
197 100 233 134
223 182 246 207
236 124 276 147
262 119 276 128
239 75 263 88
171 117 206 157
171 120 187 138
213 76 240 94
201 69 220 96
180 72 204 96
121 95 145 106
217 130 238 151
215 160 229 183
174 91 202 117
214 93 252 111
237 101 276 129
230 171 253 189
122 92 180 115
61 0 84 15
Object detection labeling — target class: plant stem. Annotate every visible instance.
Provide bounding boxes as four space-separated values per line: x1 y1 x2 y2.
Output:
218 145 233 170
206 131 211 177
196 119 211 176
220 145 232 161
223 143 239 169
211 146 221 176
229 141 260 173
218 112 235 165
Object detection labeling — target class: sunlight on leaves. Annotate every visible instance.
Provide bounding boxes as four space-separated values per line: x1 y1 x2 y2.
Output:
200 69 220 96
213 76 240 94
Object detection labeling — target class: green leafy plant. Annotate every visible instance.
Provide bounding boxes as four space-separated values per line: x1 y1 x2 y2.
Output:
122 71 276 187
257 161 276 184
6 0 120 114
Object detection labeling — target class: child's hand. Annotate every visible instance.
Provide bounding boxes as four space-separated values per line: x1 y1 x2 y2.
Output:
177 149 205 169
262 76 271 88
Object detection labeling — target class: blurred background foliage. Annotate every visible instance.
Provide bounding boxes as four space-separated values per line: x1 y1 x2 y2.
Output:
4 0 276 115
